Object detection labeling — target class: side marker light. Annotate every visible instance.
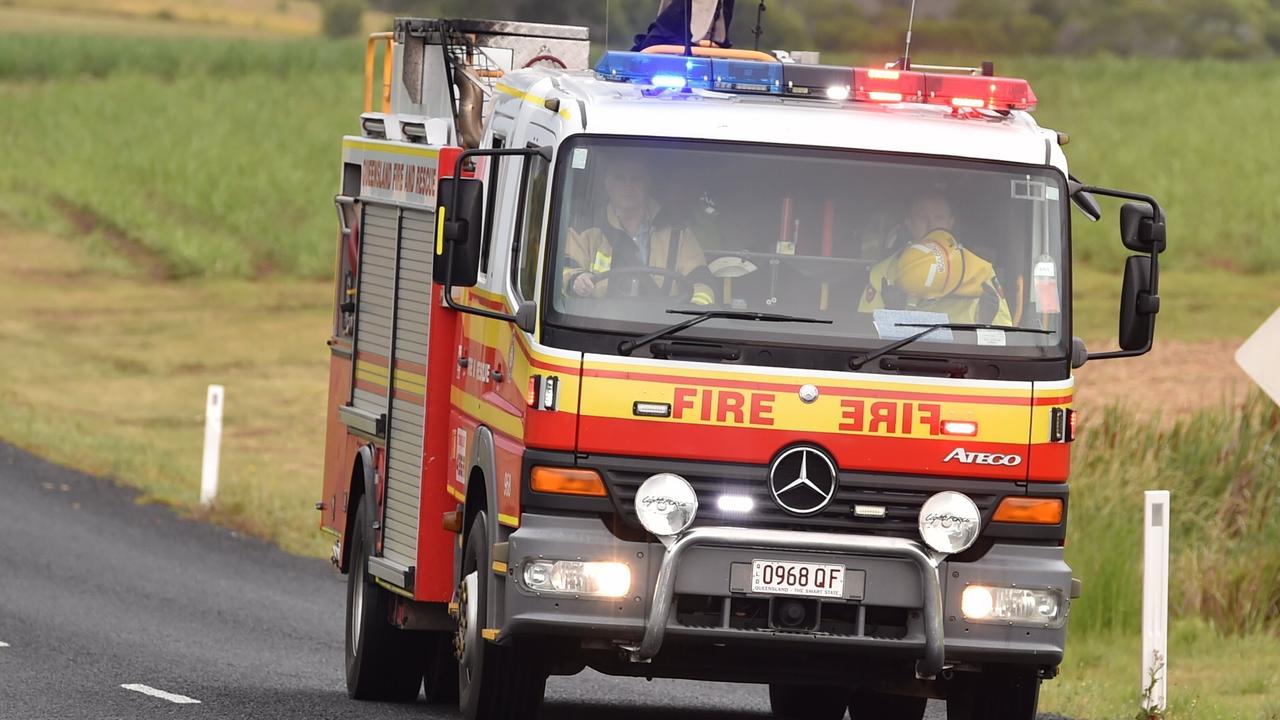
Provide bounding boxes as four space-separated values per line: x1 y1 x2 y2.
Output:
530 467 607 497
992 497 1063 525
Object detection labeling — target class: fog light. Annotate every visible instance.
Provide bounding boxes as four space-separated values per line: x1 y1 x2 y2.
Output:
522 560 631 598
716 494 754 513
635 473 698 536
918 491 981 554
961 585 1066 627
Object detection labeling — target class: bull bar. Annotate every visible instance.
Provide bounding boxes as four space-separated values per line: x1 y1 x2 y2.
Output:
629 526 947 679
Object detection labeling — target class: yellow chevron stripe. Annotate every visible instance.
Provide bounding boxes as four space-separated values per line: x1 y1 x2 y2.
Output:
494 83 572 120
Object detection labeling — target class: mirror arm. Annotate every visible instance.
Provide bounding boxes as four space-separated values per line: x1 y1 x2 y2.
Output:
1077 184 1164 361
440 145 553 328
1073 184 1165 225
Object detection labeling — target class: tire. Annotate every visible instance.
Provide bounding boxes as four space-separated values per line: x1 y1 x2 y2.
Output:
847 689 927 720
344 496 425 702
768 683 848 720
945 669 1040 720
456 511 547 720
422 632 459 704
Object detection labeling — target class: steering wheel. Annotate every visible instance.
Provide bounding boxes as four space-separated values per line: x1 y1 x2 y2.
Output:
588 267 696 304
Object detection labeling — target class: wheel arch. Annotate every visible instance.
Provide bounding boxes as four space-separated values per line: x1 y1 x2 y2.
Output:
463 425 499 546
341 443 378 574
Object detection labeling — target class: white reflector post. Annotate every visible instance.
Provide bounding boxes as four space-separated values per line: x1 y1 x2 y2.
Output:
200 385 224 507
1141 490 1170 712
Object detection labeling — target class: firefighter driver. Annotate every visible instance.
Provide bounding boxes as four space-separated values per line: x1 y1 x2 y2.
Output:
562 153 716 306
858 193 1012 325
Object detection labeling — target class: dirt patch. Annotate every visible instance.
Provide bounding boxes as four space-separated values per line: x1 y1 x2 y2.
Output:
1074 339 1256 418
52 196 174 280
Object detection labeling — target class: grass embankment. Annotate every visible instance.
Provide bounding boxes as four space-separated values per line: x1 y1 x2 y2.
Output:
0 0 392 38
0 35 360 279
0 228 333 556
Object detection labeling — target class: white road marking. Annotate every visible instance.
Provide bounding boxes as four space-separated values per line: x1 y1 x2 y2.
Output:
0 641 9 647
120 684 201 704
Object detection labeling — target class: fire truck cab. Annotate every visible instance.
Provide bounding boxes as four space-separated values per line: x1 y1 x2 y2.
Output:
321 17 1167 720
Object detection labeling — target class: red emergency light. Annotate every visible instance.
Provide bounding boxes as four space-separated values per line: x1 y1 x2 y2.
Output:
852 67 1037 112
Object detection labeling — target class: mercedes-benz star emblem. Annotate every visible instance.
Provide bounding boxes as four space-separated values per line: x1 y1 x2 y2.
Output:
768 446 838 516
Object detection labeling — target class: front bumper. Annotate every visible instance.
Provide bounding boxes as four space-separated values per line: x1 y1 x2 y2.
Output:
502 513 1071 679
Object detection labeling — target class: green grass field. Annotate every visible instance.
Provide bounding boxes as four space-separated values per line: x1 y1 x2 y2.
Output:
1 35 1278 280
3 23 1279 719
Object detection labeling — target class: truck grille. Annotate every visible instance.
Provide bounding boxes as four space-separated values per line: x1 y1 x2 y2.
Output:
603 468 1001 539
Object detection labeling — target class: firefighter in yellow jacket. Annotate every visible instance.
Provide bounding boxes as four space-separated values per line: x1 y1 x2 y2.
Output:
858 194 1012 325
562 155 715 306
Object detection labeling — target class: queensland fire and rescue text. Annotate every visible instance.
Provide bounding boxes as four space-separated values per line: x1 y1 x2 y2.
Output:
323 16 1168 720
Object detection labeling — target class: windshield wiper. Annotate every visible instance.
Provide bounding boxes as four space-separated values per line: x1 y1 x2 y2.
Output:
618 309 831 356
849 323 1054 370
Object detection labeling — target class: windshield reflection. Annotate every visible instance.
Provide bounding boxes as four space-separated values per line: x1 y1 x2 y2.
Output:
548 138 1067 354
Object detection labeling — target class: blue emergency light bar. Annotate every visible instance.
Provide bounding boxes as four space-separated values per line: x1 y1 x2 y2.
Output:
597 51 789 95
593 51 1035 112
595 52 713 90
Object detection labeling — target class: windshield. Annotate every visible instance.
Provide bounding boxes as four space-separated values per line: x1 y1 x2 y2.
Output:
545 136 1068 358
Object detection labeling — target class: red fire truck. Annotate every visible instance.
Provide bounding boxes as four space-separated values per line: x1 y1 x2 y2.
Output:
320 17 1167 720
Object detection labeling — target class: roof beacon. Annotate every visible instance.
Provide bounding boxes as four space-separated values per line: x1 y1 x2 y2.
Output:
854 67 1037 111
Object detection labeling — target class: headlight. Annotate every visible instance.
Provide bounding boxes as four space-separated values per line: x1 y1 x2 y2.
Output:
961 585 1067 627
522 560 631 598
918 491 981 554
634 473 698 537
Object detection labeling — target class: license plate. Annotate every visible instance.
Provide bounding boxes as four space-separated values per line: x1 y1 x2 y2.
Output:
750 559 845 598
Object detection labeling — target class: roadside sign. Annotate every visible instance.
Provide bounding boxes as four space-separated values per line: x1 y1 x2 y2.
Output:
1236 306 1280 406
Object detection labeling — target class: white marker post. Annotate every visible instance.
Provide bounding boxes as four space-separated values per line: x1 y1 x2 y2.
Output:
1141 490 1170 713
200 385 224 507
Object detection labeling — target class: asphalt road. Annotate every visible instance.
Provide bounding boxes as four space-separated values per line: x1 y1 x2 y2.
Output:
0 441 976 720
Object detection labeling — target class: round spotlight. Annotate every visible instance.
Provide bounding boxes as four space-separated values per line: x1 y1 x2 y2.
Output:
918 491 981 554
634 473 698 537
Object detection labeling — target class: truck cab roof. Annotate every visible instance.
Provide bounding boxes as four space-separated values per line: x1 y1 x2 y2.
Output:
496 67 1067 172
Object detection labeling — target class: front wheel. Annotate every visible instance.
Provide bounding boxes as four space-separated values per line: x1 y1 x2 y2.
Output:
768 683 848 720
344 496 425 701
456 511 547 720
945 669 1040 720
847 689 927 720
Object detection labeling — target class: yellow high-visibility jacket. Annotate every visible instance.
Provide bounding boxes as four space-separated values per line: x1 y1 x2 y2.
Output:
561 203 715 306
858 246 1013 326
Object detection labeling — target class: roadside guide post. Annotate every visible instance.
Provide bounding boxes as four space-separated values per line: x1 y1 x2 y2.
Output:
1235 305 1280 406
1142 490 1170 713
200 385 224 507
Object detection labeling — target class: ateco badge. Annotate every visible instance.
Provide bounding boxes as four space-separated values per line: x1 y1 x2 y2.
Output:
768 446 839 516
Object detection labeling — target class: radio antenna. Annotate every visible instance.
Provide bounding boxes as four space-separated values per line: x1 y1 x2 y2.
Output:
605 0 610 49
683 0 694 56
902 0 918 70
752 1 766 51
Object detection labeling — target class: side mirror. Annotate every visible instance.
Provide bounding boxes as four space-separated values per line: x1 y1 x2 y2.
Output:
515 300 537 334
1117 255 1158 351
1119 202 1166 254
433 177 484 287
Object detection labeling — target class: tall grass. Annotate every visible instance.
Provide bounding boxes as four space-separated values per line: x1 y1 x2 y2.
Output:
1 34 1278 278
1067 395 1280 636
0 33 357 80
1005 56 1280 274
